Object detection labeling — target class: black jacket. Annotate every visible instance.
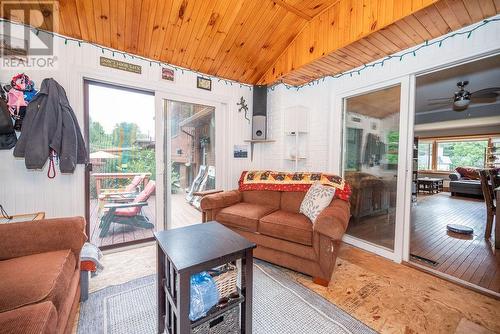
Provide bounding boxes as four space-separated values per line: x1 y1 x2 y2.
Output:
13 78 87 173
0 99 17 150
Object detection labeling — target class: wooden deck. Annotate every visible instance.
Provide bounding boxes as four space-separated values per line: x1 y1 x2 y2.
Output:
410 192 500 293
89 193 202 247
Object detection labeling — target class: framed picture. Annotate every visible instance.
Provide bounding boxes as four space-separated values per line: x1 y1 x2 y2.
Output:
162 68 175 81
233 145 248 158
197 76 212 91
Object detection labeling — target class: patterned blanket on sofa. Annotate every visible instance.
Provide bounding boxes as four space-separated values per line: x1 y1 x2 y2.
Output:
238 170 351 201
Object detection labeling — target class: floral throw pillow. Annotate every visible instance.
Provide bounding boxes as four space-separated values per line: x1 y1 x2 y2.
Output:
300 182 336 223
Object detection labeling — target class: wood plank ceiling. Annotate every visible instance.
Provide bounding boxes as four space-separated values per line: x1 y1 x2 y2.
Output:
2 0 499 86
263 0 500 85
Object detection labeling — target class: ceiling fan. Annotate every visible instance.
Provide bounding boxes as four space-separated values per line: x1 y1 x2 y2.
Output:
427 81 500 111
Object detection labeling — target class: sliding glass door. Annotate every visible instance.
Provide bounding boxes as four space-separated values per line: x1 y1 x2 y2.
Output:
85 81 156 249
340 79 409 259
164 100 216 230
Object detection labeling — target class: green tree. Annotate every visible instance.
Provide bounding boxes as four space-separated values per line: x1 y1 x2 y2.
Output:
440 141 487 170
89 119 112 152
126 148 156 180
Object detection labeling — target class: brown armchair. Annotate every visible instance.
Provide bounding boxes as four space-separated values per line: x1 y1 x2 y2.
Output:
0 217 87 334
201 190 350 286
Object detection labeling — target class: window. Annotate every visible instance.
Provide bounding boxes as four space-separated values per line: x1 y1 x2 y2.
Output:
418 141 433 170
416 137 493 172
436 140 488 171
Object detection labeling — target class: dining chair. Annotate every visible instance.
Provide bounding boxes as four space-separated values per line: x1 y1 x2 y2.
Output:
479 169 496 239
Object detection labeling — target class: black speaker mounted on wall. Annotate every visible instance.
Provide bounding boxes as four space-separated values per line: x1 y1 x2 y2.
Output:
252 85 267 140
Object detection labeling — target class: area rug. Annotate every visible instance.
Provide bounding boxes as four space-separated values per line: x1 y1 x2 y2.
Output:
78 262 376 334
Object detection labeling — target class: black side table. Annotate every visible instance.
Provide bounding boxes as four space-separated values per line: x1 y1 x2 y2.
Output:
155 221 256 334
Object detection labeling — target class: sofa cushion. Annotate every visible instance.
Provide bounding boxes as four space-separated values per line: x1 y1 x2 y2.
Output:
0 249 76 313
242 190 281 208
259 210 313 246
280 191 306 213
300 182 336 223
455 167 480 180
216 203 277 232
0 301 57 334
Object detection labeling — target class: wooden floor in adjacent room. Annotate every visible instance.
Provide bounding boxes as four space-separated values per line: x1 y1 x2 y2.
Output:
410 192 499 293
75 243 500 334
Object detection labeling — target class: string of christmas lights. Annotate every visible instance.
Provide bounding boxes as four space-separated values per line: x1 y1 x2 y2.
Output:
1 16 499 92
269 17 500 91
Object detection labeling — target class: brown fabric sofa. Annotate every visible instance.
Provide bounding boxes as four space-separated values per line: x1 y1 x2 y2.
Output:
0 217 87 334
201 190 350 286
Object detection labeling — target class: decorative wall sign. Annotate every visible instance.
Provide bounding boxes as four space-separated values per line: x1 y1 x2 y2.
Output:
197 76 212 91
99 56 142 74
237 96 250 123
162 68 175 81
233 145 248 158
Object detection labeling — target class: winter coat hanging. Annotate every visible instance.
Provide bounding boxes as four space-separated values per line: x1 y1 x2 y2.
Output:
13 78 87 175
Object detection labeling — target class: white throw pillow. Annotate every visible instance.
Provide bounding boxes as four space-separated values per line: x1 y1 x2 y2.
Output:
300 182 336 223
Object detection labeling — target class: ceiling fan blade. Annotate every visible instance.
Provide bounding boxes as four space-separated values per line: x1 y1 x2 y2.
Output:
470 96 497 104
427 97 453 101
471 87 500 98
427 102 451 107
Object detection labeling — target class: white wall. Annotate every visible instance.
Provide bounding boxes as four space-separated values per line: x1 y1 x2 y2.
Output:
263 16 500 176
0 22 258 220
2 16 500 223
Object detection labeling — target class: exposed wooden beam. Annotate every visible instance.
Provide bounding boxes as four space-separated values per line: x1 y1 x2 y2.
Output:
259 0 442 85
273 0 312 20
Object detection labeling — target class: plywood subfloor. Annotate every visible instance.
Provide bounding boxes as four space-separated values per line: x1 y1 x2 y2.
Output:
410 192 500 293
75 243 500 334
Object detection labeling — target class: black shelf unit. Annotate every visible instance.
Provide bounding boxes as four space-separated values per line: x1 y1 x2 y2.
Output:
155 222 255 334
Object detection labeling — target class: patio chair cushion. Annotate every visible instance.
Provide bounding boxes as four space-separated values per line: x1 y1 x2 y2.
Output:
216 203 277 232
259 210 313 246
114 181 156 217
0 249 76 313
124 175 145 192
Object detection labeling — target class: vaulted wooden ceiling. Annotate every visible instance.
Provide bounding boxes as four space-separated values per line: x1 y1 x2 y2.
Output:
2 0 499 86
263 0 500 85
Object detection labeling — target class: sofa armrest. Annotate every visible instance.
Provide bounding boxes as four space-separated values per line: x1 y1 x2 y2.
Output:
313 199 350 240
449 172 461 181
200 190 242 211
0 216 87 262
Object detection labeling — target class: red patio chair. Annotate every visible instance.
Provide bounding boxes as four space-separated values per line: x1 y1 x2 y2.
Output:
99 181 156 237
99 174 146 200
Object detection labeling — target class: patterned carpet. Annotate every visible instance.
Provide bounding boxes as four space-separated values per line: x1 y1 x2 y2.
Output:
78 262 376 334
